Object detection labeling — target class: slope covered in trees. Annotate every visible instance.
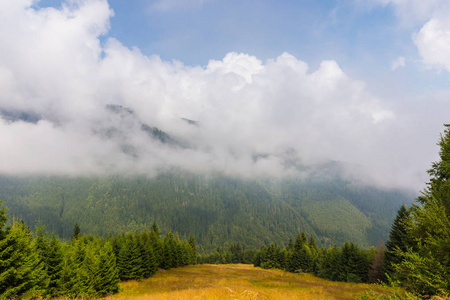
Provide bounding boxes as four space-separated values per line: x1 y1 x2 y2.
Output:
0 202 196 299
0 173 413 252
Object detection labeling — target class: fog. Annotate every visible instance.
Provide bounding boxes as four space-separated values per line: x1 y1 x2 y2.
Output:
0 0 448 191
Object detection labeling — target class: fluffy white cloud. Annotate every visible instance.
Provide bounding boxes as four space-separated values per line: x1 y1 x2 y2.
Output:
371 0 450 72
415 19 450 72
0 0 437 190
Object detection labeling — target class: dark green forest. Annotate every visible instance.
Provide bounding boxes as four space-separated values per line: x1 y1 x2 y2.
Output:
0 206 197 299
0 173 413 252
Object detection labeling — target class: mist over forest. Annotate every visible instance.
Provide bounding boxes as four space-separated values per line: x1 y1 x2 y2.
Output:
1 0 448 193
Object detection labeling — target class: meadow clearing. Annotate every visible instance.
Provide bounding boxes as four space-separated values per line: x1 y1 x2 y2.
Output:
105 264 392 300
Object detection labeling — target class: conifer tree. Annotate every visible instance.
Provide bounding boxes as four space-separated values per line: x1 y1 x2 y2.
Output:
162 232 176 270
72 222 81 240
188 235 197 264
0 218 47 299
382 205 412 280
62 237 89 297
45 233 64 297
149 229 164 268
87 240 120 297
118 233 143 280
392 124 450 295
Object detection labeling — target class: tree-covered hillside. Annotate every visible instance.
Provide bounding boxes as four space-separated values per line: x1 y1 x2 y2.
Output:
0 174 413 252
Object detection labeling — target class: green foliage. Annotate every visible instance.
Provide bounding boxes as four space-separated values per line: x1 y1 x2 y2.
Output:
382 205 413 281
0 200 198 298
0 217 47 299
0 174 413 252
250 232 374 284
383 124 450 296
45 233 64 297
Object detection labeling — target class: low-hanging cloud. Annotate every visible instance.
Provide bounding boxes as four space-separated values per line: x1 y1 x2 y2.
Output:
0 0 442 190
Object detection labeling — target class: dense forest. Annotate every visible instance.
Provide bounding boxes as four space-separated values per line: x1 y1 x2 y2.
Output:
0 205 197 299
0 172 413 252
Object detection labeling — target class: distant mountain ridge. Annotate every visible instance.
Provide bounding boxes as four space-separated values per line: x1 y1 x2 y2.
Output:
0 173 414 253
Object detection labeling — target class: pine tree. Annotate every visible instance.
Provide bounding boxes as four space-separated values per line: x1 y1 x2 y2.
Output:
162 232 176 270
382 205 412 281
151 222 160 236
72 222 81 240
0 218 47 299
118 233 143 280
88 240 120 297
62 237 89 297
45 233 64 297
188 235 197 264
392 124 450 295
32 222 51 294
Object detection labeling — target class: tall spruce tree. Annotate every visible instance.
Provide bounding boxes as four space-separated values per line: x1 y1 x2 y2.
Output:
45 233 64 297
0 218 47 299
382 205 412 281
393 124 450 295
188 235 197 264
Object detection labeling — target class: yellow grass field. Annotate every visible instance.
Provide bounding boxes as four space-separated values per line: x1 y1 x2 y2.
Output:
104 264 391 300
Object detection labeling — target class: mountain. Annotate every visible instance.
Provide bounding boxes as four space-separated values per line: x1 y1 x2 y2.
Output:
0 173 414 253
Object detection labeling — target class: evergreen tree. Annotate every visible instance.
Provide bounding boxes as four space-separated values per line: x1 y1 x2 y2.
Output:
392 124 450 295
118 233 143 280
0 218 47 299
149 229 164 268
45 233 64 297
162 232 176 270
87 240 120 297
382 205 412 281
188 235 197 264
62 237 89 297
72 222 81 240
151 222 160 236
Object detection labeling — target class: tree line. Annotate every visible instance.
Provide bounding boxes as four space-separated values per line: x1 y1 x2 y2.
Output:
199 232 377 284
0 207 197 299
0 170 412 252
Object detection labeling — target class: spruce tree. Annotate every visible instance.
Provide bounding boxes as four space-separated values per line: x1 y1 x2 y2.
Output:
188 235 197 264
118 233 143 280
72 222 81 240
88 241 120 297
162 232 176 270
45 233 64 297
0 218 47 299
150 232 163 267
382 205 412 281
392 124 450 295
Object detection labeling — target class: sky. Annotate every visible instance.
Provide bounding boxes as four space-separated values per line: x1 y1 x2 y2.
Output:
1 0 450 191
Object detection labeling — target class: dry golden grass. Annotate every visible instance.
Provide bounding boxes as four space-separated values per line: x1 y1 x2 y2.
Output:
103 264 391 300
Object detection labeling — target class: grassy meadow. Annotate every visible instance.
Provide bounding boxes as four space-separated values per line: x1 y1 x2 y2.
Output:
104 264 392 300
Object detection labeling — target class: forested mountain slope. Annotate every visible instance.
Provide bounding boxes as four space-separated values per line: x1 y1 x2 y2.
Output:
0 173 413 252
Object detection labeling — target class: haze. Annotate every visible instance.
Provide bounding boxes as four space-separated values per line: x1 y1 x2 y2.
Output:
1 0 450 191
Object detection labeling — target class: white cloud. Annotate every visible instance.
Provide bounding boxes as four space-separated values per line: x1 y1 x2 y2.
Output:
0 0 441 190
370 0 450 73
415 19 450 72
391 56 406 70
151 0 212 11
